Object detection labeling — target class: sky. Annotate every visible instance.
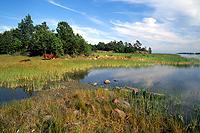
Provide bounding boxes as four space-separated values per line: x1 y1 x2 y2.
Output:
0 0 200 53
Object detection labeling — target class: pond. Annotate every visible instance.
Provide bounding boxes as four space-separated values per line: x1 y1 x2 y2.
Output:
0 87 35 105
80 65 200 106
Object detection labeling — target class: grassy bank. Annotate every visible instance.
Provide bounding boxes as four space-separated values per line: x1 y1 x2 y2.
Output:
0 53 199 90
0 81 199 132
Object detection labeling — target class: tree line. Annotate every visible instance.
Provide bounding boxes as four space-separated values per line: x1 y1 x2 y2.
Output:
92 40 152 54
0 14 152 56
0 14 92 56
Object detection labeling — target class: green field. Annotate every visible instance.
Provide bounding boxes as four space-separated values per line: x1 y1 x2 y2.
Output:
0 53 199 90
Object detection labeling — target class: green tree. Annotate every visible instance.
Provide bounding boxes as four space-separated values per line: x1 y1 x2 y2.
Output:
148 47 152 54
0 30 22 54
30 22 63 56
18 14 34 54
57 21 77 55
133 40 142 50
75 34 91 56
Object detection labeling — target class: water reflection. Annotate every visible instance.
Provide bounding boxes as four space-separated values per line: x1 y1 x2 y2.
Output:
80 65 200 105
63 70 89 80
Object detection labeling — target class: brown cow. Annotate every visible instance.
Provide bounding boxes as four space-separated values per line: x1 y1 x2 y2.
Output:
43 54 57 60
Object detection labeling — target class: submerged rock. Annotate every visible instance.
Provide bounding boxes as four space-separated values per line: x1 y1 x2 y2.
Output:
104 80 111 84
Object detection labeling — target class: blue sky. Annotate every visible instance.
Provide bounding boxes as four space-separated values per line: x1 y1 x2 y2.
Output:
0 0 200 53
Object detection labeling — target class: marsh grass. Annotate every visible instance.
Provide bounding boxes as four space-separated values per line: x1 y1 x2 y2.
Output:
0 86 199 132
0 53 199 91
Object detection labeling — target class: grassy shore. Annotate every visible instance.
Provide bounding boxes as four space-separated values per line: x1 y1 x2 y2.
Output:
0 81 199 133
0 53 199 90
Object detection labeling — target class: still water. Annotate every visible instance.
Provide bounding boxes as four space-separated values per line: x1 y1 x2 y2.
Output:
1 64 200 106
81 65 200 105
179 54 200 60
0 87 35 104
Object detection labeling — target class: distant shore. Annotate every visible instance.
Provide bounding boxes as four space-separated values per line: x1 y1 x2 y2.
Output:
178 52 200 55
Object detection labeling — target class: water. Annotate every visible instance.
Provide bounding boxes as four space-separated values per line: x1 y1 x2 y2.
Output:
179 54 200 60
0 87 35 105
80 65 200 106
1 64 200 107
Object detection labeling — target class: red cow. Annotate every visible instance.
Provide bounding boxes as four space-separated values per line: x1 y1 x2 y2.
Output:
43 54 56 60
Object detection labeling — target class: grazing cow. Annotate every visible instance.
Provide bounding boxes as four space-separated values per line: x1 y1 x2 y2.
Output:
43 54 57 60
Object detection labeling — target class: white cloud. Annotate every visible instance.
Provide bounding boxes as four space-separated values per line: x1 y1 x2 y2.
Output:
48 0 85 15
110 17 200 53
45 19 59 26
111 17 182 43
72 25 118 44
33 18 59 30
47 0 104 25
0 26 13 33
111 0 200 25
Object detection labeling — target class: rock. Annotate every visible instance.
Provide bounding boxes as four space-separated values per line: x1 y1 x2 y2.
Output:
126 87 139 94
113 79 118 82
150 92 164 96
114 108 126 119
104 80 111 84
132 88 139 94
112 99 130 108
73 110 80 115
150 92 165 99
122 101 130 107
73 121 81 126
93 82 98 86
115 86 120 90
112 98 120 104
43 115 52 121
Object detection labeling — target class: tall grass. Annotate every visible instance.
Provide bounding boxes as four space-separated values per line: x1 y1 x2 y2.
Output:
0 87 199 132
